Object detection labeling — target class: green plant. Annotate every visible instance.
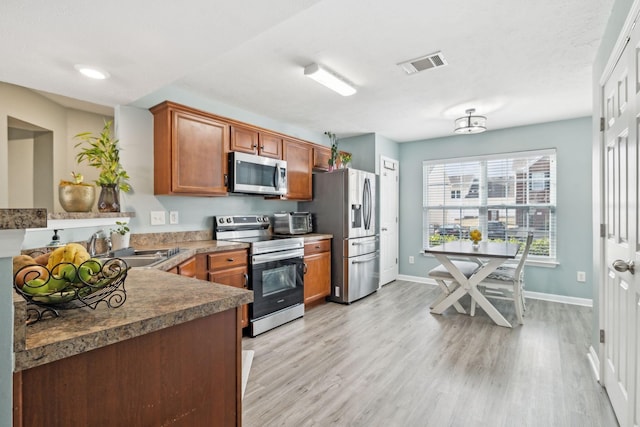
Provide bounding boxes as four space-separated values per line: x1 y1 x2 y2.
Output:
325 131 338 168
75 120 131 192
111 221 130 236
340 152 352 166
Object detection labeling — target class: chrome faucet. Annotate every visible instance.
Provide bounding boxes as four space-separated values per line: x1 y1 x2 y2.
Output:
88 230 111 257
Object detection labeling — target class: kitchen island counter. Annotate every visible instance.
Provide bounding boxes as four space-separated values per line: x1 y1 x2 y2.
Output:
13 267 253 372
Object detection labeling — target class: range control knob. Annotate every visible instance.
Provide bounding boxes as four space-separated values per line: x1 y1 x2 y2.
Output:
256 217 262 222
226 217 232 223
263 216 269 223
218 218 224 224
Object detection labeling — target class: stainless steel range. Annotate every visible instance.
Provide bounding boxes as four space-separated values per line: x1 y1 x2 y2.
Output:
214 214 305 336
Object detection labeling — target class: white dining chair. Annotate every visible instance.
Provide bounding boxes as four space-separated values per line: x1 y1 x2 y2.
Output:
470 232 534 324
427 259 481 314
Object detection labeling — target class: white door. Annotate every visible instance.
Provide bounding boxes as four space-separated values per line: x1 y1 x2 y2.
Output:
601 12 640 426
379 156 399 286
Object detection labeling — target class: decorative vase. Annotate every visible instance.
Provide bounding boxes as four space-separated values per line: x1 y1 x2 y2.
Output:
98 184 120 212
111 232 130 251
58 184 95 212
472 241 480 249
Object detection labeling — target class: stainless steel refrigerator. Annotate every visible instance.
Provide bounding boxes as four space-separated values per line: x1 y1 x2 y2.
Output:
300 168 379 303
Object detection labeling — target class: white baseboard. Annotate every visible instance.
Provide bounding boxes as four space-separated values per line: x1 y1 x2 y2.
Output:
397 274 593 307
587 345 601 383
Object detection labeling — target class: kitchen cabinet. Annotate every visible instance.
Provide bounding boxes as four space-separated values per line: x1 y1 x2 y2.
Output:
303 238 332 306
167 256 197 277
150 101 230 196
198 249 250 328
230 124 282 159
14 308 241 426
282 138 313 200
313 145 331 171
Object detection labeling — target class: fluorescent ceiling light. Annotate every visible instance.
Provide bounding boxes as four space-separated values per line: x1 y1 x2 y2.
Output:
74 64 110 80
304 63 356 96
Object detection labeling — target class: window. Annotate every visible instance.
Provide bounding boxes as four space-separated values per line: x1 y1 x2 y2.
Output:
423 149 556 260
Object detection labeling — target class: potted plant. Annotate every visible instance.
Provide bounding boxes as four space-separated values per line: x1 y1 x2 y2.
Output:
325 131 339 171
75 120 132 212
339 152 352 169
58 172 95 212
110 221 131 251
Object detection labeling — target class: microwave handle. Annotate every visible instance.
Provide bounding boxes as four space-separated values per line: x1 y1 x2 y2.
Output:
274 164 281 189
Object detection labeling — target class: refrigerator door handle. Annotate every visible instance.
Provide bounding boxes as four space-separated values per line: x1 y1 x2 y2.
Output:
363 177 372 230
351 251 379 264
351 236 379 245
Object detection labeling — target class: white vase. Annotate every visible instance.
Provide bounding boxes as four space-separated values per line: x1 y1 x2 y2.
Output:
111 232 130 251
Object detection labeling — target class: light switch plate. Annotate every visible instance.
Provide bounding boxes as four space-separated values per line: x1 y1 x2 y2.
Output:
169 211 179 224
150 211 166 225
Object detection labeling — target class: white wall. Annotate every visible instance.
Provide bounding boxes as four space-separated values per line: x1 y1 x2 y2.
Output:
8 138 33 207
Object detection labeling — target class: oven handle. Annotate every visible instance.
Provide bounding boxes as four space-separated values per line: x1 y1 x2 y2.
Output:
351 251 379 264
252 249 304 265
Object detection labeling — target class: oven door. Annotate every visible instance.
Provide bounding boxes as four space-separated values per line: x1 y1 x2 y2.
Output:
250 248 304 319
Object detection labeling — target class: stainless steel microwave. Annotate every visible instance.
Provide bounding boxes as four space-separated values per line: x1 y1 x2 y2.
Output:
228 151 288 196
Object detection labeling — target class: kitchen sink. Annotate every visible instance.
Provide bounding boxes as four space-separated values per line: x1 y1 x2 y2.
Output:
97 247 182 268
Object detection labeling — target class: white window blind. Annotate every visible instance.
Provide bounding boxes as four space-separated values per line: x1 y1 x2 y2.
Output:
423 149 556 259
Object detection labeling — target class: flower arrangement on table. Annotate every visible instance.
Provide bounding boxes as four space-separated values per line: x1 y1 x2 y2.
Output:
470 229 482 244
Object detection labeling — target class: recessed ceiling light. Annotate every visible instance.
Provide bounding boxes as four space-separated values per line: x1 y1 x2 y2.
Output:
74 64 110 80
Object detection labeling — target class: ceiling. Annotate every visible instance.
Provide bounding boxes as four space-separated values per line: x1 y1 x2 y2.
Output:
1 0 614 142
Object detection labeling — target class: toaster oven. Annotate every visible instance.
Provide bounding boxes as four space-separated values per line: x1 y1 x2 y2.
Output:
273 212 313 235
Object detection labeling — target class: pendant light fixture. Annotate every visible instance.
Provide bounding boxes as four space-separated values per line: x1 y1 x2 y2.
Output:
454 108 487 134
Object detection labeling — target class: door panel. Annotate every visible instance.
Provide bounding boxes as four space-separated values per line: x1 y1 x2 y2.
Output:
602 22 640 426
379 157 399 285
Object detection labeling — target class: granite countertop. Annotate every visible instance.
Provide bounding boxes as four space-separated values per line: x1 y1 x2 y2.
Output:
13 234 333 372
13 240 254 372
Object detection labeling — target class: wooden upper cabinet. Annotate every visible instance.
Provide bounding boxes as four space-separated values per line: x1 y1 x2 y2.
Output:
313 145 331 171
282 138 313 200
150 101 229 196
230 124 282 159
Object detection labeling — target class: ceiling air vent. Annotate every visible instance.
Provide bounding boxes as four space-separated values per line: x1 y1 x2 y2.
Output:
398 51 448 75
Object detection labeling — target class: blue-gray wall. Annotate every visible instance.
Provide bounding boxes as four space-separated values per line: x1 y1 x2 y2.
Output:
399 117 593 300
0 256 12 427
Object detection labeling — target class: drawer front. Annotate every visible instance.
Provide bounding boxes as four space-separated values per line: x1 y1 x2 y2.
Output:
304 239 331 256
208 250 248 270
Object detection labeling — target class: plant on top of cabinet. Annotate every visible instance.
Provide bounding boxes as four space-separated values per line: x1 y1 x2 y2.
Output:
74 120 131 212
325 131 339 171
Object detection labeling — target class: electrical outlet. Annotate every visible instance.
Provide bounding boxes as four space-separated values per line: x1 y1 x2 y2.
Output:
409 256 415 264
577 271 586 282
150 211 166 225
169 211 179 224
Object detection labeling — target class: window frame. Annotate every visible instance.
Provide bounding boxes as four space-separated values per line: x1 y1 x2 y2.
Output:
422 149 557 262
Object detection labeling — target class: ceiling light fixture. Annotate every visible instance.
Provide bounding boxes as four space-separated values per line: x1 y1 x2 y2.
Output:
304 63 356 96
74 64 110 80
454 108 487 134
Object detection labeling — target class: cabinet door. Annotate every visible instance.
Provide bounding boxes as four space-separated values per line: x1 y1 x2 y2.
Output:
304 251 331 305
209 266 249 328
313 145 331 171
230 125 259 154
176 257 197 278
282 139 313 200
259 133 283 159
172 109 229 195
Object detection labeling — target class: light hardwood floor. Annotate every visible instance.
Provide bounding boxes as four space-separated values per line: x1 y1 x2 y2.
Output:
242 280 618 427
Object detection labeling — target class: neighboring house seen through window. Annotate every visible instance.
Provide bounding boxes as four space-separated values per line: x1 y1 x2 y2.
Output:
423 149 556 260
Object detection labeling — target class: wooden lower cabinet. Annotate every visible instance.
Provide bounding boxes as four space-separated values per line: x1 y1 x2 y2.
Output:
167 256 197 277
303 239 331 306
198 249 250 329
13 309 241 426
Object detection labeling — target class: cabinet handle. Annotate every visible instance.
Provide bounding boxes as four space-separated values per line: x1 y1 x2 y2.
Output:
243 273 249 288
260 146 264 150
315 245 320 249
303 263 308 274
253 144 258 148
227 258 234 262
224 174 228 187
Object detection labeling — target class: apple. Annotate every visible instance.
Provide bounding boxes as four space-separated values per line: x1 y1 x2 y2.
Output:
22 278 50 295
59 264 77 283
47 276 69 292
77 265 94 283
85 259 102 274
